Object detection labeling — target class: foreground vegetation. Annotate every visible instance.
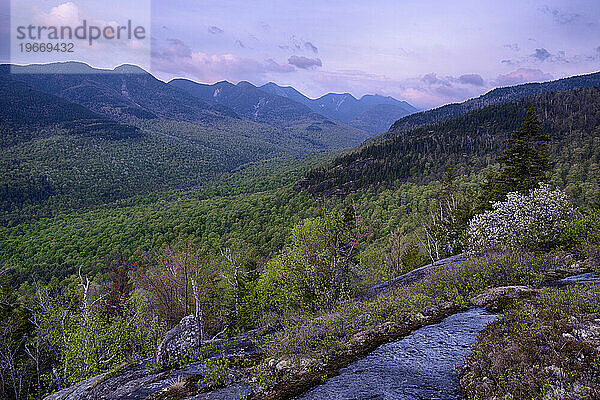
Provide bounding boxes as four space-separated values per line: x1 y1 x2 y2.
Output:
2 96 600 400
461 285 600 399
249 253 549 396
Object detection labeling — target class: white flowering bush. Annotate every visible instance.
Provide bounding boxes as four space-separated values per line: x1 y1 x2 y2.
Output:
467 183 574 252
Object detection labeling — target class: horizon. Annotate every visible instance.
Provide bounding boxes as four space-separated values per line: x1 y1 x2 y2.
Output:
1 0 599 108
5 60 599 110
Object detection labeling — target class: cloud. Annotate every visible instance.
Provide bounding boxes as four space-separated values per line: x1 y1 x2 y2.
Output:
538 6 583 25
152 37 293 82
421 73 450 86
304 42 318 54
153 38 192 58
33 2 81 26
504 43 520 52
459 74 485 86
412 72 490 106
532 48 552 61
495 68 553 86
208 26 224 34
502 47 589 66
265 59 295 73
288 55 322 69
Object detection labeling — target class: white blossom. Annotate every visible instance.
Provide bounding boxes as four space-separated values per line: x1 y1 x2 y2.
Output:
467 183 574 252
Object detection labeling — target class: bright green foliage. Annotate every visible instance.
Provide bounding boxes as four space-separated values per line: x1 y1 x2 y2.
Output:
200 358 232 388
420 168 476 261
0 273 34 400
358 232 427 292
255 207 366 315
35 288 165 392
561 207 600 265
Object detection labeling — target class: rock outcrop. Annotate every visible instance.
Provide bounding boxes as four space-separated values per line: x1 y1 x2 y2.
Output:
156 315 202 366
43 316 262 400
471 286 541 311
364 253 469 299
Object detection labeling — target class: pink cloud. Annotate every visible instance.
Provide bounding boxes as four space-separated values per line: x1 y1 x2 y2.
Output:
152 38 293 82
495 68 553 86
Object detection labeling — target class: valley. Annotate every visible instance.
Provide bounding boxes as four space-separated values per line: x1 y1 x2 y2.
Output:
1 62 599 400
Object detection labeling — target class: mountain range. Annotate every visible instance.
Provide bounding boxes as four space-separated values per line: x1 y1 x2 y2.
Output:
169 79 418 135
299 71 600 196
258 82 418 133
2 61 599 223
0 62 416 222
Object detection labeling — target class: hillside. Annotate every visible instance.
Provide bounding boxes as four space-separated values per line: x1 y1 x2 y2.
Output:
297 86 600 203
2 69 600 400
374 71 600 142
0 64 371 223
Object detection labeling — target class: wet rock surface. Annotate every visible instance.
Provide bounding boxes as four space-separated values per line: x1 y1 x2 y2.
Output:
542 272 600 288
297 308 497 400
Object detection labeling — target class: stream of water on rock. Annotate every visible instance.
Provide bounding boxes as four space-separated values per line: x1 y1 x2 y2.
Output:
297 308 497 400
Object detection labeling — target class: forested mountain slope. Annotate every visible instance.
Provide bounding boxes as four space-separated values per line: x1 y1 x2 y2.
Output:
2 63 240 122
170 79 328 128
375 71 600 142
0 63 374 223
298 86 600 204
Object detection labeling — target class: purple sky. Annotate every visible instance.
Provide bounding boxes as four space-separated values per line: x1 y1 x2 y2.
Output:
2 0 600 108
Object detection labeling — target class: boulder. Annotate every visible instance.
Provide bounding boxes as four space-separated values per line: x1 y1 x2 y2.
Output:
471 286 541 311
156 315 201 366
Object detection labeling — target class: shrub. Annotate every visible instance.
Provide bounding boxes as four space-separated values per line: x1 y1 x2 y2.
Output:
254 206 366 315
467 183 574 252
561 208 600 266
461 285 600 399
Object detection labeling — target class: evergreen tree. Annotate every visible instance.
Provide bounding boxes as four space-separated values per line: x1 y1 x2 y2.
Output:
496 107 553 192
477 107 553 211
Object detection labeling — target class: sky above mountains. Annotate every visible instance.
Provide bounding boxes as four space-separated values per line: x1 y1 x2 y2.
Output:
1 0 599 108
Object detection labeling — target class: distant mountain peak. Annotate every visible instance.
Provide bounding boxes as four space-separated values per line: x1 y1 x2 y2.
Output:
112 64 148 74
236 81 256 88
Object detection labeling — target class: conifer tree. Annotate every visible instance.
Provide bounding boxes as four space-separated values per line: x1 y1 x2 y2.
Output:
476 107 553 211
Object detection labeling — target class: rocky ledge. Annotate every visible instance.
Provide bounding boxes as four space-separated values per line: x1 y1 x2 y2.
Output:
44 256 597 400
